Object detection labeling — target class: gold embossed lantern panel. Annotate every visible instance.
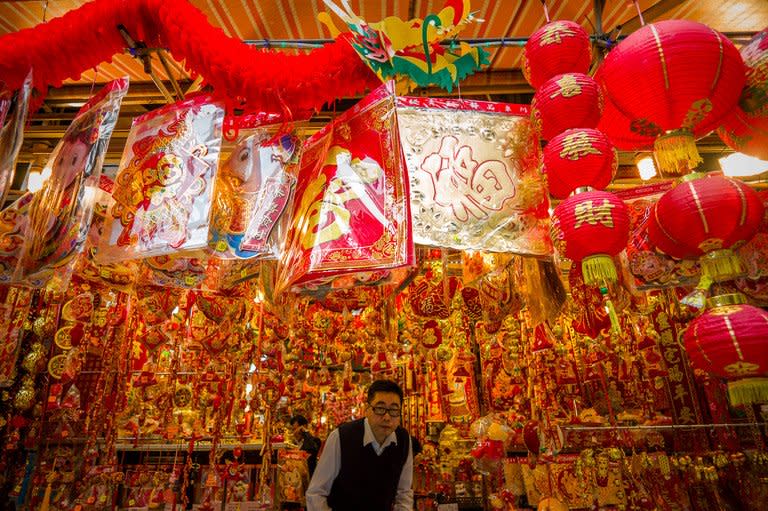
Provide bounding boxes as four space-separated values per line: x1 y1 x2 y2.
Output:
397 97 551 256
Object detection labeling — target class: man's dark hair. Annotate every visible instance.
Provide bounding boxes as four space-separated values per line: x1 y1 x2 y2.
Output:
367 379 404 404
290 414 308 427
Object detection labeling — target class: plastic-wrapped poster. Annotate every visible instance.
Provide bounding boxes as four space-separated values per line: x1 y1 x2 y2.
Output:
397 96 551 256
0 70 32 205
101 95 225 262
17 78 128 291
209 128 299 260
278 82 414 293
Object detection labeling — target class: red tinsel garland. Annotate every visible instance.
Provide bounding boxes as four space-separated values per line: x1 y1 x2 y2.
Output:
0 0 379 115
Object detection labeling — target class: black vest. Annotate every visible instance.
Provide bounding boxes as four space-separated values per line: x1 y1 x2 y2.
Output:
327 418 410 511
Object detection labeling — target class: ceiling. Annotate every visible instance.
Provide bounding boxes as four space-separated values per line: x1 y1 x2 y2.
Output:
1 0 767 204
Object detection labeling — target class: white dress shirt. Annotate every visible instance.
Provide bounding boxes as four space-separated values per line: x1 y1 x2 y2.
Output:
306 418 414 511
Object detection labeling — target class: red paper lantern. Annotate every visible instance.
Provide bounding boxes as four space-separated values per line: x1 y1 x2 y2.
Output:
551 190 630 285
648 174 764 281
718 110 768 161
718 28 768 160
596 20 746 174
683 293 768 405
523 21 592 89
543 128 617 199
532 73 602 141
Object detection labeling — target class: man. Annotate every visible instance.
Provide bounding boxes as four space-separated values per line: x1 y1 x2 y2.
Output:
289 414 321 476
306 379 413 511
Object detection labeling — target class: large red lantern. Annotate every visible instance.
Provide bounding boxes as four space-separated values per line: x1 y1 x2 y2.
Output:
550 190 630 285
648 174 764 282
596 20 746 174
523 20 592 89
532 73 602 141
683 293 768 405
542 128 617 199
718 28 768 160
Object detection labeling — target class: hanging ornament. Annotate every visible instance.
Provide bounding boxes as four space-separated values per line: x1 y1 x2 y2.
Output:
542 128 618 199
532 73 603 141
551 190 630 286
718 28 768 160
683 293 768 406
648 174 764 284
596 20 746 175
523 20 592 89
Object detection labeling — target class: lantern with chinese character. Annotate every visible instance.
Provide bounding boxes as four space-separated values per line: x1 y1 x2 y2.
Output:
523 21 592 89
532 73 602 141
648 174 764 283
683 293 768 405
596 20 746 175
551 190 630 286
542 128 617 199
718 28 768 160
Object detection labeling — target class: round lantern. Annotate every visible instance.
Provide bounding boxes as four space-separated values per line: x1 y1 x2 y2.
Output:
543 128 617 199
532 73 602 141
683 293 768 405
523 20 592 89
718 28 768 160
718 110 768 161
596 20 746 174
648 173 764 282
551 190 630 285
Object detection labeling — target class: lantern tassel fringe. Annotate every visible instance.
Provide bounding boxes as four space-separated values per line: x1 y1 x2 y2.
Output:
581 255 618 286
700 249 746 282
654 130 703 175
728 378 768 406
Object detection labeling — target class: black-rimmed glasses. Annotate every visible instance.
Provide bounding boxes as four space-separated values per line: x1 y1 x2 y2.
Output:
371 406 401 417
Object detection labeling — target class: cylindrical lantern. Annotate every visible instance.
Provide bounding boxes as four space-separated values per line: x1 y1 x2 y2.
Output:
648 173 764 282
718 28 768 160
543 128 617 199
596 20 746 174
551 190 630 285
683 293 768 405
532 73 602 141
523 20 592 89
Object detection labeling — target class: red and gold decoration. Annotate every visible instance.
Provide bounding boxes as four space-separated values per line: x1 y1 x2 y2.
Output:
100 95 225 263
551 190 630 286
597 20 746 175
397 96 551 255
718 28 768 160
277 82 414 293
648 173 764 284
542 128 618 199
532 73 603 141
523 20 592 90
1 4 768 511
17 79 128 291
684 293 768 405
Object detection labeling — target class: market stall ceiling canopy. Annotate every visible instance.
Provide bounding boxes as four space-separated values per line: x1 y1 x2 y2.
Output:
0 0 765 85
0 0 766 201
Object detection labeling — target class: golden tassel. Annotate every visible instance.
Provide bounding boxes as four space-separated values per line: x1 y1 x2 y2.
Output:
700 249 746 282
653 129 702 175
727 378 768 407
581 255 618 286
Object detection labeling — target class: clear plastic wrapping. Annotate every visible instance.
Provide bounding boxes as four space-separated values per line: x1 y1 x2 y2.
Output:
17 78 128 290
100 95 225 262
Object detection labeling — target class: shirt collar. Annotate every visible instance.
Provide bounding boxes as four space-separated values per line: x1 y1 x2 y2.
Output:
363 418 398 451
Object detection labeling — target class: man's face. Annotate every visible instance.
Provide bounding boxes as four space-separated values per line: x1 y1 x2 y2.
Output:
366 391 402 443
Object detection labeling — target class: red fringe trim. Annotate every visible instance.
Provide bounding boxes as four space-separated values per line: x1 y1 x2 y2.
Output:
0 0 379 116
